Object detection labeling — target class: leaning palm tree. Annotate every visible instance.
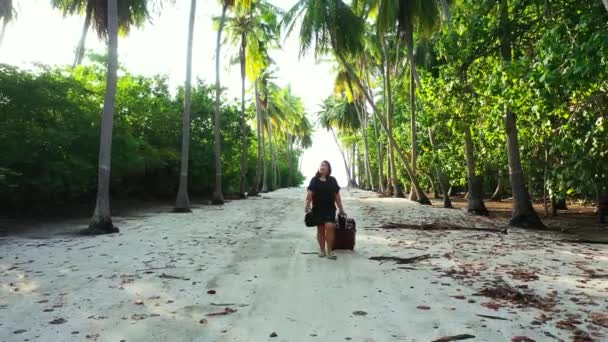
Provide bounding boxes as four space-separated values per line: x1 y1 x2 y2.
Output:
174 0 197 212
51 0 149 67
283 0 431 204
84 0 120 234
0 0 15 47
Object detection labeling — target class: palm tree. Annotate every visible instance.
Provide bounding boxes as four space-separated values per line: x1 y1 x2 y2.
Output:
283 0 431 204
212 0 231 204
318 96 361 186
375 0 443 201
84 0 120 235
51 0 149 67
225 0 282 197
0 0 15 47
174 0 197 212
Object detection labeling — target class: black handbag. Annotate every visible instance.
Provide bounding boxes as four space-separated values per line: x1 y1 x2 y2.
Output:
304 212 317 227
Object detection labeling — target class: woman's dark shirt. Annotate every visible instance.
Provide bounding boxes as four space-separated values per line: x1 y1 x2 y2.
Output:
307 176 340 210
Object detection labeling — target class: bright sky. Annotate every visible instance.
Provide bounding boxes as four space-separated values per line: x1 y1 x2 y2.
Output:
0 0 349 187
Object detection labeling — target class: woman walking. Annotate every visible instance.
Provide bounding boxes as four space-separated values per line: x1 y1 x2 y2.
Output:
305 160 345 259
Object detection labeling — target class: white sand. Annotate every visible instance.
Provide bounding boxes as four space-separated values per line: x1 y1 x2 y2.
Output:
1 188 607 342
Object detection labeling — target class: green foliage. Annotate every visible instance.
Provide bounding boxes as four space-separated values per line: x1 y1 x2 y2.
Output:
0 64 305 213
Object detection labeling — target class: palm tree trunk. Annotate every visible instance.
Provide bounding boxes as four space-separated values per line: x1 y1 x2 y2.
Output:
249 81 263 196
330 127 352 185
491 170 505 201
337 53 430 204
360 104 374 191
267 120 276 191
261 109 269 193
238 31 248 198
364 64 384 193
371 103 384 193
406 33 418 202
603 0 608 13
287 135 293 186
428 128 452 208
383 42 402 198
73 1 93 67
174 0 196 212
351 143 357 187
0 12 9 47
464 127 488 215
499 0 544 228
85 0 119 235
212 4 228 205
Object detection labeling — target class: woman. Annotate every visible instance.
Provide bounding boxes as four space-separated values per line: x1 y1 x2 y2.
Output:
305 160 345 260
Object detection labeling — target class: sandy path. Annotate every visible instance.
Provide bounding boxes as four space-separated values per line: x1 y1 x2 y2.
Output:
1 188 607 342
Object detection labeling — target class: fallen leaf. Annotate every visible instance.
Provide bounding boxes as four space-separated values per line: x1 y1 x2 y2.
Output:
417 306 431 310
199 319 208 324
481 302 501 311
206 307 237 317
432 334 475 342
207 290 217 295
49 318 67 325
13 329 27 334
353 311 367 316
512 337 536 342
134 299 144 305
590 312 608 328
270 332 278 338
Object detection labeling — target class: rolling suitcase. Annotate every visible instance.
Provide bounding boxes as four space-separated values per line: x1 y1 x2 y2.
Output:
333 213 356 250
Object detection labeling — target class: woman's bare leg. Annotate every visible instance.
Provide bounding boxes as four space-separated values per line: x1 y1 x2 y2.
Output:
317 225 326 256
325 223 336 259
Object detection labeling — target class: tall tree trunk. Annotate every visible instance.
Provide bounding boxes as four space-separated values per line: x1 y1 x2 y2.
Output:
212 4 228 204
491 170 506 201
464 127 488 215
428 128 452 208
364 65 384 193
174 0 196 212
73 1 93 67
383 43 402 197
406 31 418 202
372 112 384 193
287 135 293 187
86 0 119 234
351 143 357 187
261 109 269 193
603 0 608 14
238 31 248 198
341 55 426 201
268 121 277 191
0 19 7 47
330 127 352 185
499 0 544 228
361 106 374 191
249 82 262 196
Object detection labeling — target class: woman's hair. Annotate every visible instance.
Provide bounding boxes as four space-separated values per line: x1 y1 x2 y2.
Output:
315 160 332 178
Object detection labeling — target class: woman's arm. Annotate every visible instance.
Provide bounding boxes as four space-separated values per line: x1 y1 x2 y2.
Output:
305 190 313 213
336 192 344 214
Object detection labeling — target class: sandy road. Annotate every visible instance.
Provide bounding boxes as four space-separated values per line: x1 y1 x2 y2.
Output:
2 188 607 342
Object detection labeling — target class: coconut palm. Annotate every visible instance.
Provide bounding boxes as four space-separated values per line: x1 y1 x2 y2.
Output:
318 96 360 186
51 0 149 67
84 0 120 234
283 0 431 204
374 0 444 200
174 0 197 212
225 0 282 196
0 0 15 47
